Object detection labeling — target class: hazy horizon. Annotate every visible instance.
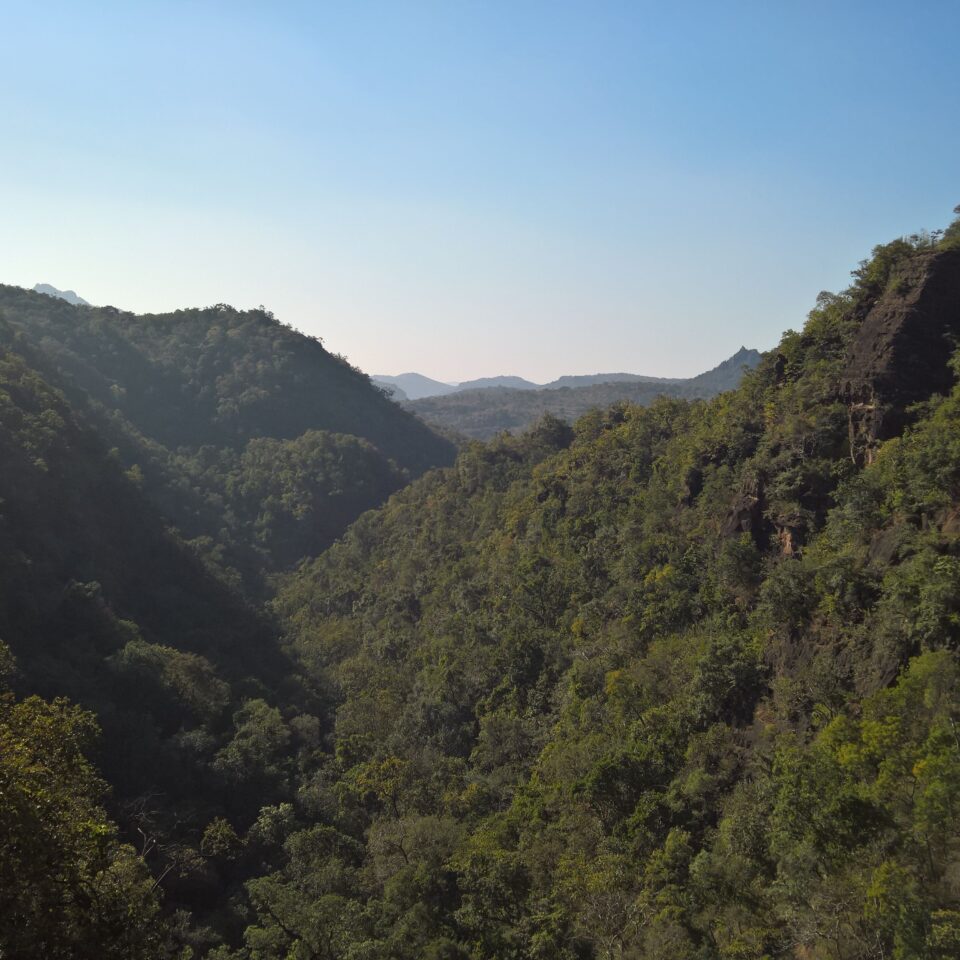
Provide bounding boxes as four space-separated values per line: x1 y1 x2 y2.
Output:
3 1 958 381
25 282 760 382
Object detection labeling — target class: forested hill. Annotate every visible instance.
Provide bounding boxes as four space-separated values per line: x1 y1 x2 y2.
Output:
0 287 452 470
408 346 762 439
0 287 455 586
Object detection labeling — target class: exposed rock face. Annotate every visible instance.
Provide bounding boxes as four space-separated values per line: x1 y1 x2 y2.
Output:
776 522 801 557
722 474 768 547
841 246 960 464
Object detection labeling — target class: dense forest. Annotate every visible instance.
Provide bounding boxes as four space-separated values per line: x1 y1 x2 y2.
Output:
407 348 762 439
2 210 960 959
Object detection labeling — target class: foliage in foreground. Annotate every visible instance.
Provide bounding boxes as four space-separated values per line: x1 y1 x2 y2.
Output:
0 643 163 959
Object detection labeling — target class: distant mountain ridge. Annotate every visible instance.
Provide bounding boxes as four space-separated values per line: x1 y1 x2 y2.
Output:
407 347 762 439
457 374 539 391
372 371 458 399
544 371 681 389
374 349 758 400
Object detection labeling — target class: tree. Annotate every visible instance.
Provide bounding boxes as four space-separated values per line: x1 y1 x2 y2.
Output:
0 643 162 959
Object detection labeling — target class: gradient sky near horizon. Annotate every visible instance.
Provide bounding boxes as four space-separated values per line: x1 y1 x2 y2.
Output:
2 2 958 382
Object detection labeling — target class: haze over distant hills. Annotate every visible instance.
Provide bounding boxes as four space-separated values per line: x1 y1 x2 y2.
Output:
32 282 90 306
371 371 458 400
456 374 540 391
405 346 763 439
373 350 758 403
545 370 681 388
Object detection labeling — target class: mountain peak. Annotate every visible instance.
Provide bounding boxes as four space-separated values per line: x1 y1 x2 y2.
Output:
33 283 90 306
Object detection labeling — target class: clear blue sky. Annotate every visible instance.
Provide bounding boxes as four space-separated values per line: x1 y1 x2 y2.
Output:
1 1 957 382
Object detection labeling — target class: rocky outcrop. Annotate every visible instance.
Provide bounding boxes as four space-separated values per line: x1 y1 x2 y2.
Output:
723 474 769 548
840 247 960 464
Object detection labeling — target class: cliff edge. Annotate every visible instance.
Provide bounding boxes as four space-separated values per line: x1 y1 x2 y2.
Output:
841 245 960 463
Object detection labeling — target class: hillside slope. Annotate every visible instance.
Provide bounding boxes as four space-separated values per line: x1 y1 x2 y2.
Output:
0 337 318 934
0 288 452 469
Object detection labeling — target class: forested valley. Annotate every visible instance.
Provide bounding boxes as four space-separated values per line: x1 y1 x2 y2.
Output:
3 210 960 959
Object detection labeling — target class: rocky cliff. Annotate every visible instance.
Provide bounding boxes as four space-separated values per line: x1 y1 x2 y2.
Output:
841 246 960 463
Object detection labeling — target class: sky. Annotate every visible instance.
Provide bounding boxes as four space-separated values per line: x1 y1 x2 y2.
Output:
1 1 958 383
